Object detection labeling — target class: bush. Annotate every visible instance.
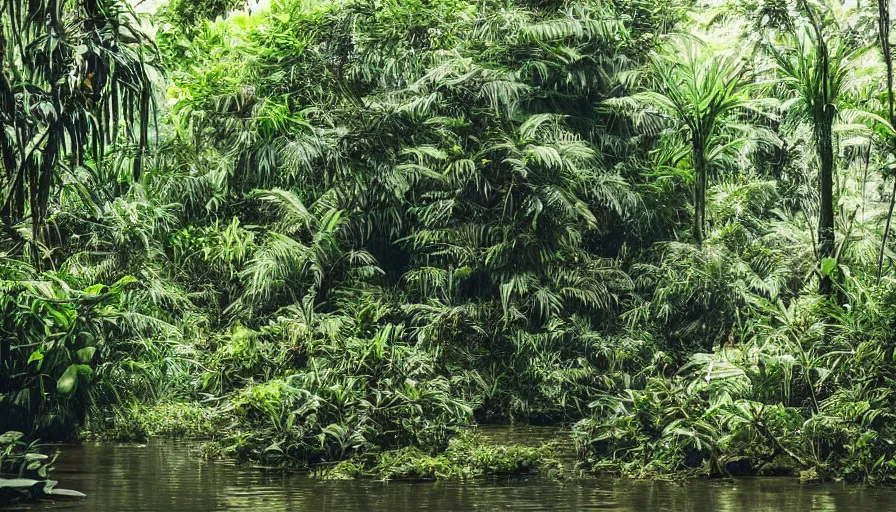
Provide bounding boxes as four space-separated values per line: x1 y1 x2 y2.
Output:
323 431 562 480
204 307 472 465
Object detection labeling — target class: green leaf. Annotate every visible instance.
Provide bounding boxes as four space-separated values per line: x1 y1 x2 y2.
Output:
27 351 44 364
0 431 24 444
83 284 108 295
56 364 94 396
110 275 137 293
0 478 42 489
821 257 837 277
76 347 96 364
47 307 73 329
47 488 87 498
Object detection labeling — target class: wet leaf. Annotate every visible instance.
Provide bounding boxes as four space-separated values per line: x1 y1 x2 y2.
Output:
0 432 24 444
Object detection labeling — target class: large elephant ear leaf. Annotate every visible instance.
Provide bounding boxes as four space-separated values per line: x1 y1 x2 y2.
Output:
56 365 94 395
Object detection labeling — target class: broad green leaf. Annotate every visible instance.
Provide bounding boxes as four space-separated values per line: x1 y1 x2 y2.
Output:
821 257 837 277
0 478 42 489
83 283 108 295
0 431 24 444
110 275 137 293
57 365 80 395
76 347 96 364
27 351 44 364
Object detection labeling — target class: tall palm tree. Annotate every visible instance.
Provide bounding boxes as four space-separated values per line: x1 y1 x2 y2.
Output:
768 2 862 296
625 37 750 246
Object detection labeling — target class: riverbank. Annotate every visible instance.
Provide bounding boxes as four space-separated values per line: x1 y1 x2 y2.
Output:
3 438 894 512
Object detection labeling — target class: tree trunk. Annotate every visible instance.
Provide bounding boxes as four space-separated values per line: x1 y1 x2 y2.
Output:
877 0 895 283
693 139 706 247
880 183 896 281
818 104 836 296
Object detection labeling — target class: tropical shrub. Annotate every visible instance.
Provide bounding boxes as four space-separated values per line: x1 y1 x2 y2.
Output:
0 259 138 438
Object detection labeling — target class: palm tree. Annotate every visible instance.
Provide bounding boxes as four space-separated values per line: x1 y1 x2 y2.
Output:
623 36 751 246
767 1 862 296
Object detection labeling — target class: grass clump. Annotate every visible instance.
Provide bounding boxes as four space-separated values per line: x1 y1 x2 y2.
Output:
88 401 218 442
322 432 562 481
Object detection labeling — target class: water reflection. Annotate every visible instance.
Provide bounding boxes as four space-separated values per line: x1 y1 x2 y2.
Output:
1 440 892 511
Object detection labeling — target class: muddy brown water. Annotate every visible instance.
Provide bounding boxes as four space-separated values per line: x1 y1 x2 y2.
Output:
3 427 895 511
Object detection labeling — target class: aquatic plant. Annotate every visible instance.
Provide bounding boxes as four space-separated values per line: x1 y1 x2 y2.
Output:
0 431 83 502
322 431 562 480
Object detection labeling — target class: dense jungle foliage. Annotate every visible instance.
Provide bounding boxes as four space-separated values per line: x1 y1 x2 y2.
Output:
8 0 896 485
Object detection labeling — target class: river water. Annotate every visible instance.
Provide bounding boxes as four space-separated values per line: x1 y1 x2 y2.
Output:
3 430 896 511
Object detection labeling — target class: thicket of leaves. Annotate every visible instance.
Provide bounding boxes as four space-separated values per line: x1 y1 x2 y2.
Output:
9 0 896 483
144 0 681 442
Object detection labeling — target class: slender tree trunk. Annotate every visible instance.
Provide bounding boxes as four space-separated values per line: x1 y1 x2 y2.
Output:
0 34 22 228
693 139 706 247
800 0 837 298
0 331 7 395
818 105 836 296
0 145 15 224
878 0 895 283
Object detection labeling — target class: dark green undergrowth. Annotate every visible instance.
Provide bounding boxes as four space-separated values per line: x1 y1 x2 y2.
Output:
86 401 220 441
573 277 896 484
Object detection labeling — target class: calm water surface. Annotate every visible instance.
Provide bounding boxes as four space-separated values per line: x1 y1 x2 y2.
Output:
3 431 895 511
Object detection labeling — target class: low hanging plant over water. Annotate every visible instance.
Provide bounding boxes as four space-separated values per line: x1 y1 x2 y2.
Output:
0 431 84 502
